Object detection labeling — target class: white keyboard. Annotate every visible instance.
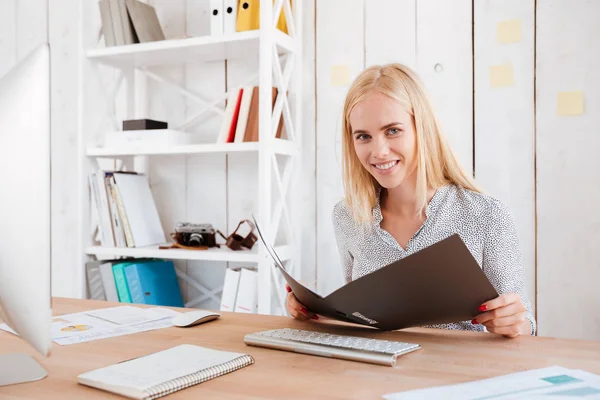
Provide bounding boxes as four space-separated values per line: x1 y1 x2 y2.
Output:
244 328 420 366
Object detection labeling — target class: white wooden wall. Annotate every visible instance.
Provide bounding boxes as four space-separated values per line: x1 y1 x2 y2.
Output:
474 0 536 313
2 0 598 340
315 0 599 341
536 0 600 341
316 0 474 296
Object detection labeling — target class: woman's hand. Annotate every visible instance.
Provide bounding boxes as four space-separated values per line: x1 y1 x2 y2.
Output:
285 284 319 320
473 293 531 338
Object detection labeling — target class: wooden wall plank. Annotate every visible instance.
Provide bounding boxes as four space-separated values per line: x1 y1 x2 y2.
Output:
49 0 82 297
147 0 189 301
184 0 227 311
365 0 416 68
416 0 473 176
16 0 47 59
474 0 536 314
0 0 16 78
315 0 364 295
536 0 600 340
299 0 316 287
225 44 260 303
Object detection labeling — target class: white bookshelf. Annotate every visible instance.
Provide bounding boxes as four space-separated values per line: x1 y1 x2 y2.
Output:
86 138 298 157
78 0 303 315
86 244 292 264
86 30 296 69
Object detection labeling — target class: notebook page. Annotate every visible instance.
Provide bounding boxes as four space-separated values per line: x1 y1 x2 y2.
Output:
79 344 247 391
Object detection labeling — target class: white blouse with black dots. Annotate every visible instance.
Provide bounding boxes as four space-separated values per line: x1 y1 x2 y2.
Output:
332 184 536 335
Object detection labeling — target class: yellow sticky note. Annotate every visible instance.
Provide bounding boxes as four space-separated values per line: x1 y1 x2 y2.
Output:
489 64 514 88
557 91 584 116
497 19 522 44
330 65 351 86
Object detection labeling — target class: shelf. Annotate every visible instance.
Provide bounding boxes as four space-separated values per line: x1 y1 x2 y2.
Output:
86 138 298 157
86 244 292 263
86 30 296 69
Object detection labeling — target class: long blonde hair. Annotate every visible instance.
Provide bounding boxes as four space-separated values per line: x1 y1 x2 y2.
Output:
341 63 481 225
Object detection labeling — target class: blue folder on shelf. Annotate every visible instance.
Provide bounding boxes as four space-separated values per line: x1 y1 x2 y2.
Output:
124 261 184 307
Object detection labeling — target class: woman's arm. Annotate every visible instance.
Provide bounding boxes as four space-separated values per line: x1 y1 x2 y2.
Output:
332 202 354 284
477 200 536 336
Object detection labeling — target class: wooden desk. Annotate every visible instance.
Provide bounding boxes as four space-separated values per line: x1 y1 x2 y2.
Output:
1 298 600 399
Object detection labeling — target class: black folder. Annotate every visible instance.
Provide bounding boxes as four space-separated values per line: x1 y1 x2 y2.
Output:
253 216 499 331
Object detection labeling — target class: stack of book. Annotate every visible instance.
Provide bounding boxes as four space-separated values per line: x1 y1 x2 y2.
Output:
88 171 166 248
217 86 284 143
85 258 184 307
98 0 165 46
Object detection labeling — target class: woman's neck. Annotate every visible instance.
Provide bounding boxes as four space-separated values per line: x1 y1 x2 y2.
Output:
381 179 435 219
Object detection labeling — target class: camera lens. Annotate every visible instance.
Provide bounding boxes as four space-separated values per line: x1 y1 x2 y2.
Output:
189 233 204 246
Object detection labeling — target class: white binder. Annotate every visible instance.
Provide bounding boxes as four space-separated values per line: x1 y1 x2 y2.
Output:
234 268 258 314
220 268 241 312
210 0 224 36
223 0 238 34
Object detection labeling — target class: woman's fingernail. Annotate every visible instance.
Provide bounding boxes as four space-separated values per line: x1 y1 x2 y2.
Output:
478 305 487 312
311 314 319 320
471 319 478 324
300 306 308 314
286 285 292 293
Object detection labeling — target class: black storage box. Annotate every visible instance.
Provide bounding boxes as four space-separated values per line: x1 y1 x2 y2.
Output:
123 119 168 130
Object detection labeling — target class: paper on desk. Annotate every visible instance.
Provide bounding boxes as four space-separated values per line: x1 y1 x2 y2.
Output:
382 366 600 400
0 306 182 346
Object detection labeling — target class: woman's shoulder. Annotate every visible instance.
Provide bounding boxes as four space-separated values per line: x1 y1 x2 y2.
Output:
448 184 512 219
332 199 353 226
331 199 361 233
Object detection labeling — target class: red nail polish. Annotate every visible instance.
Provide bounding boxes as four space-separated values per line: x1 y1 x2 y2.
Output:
471 319 478 324
478 305 487 312
286 285 292 293
312 315 319 320
300 306 307 314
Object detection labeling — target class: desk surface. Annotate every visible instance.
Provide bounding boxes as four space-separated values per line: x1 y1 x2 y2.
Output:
1 298 600 399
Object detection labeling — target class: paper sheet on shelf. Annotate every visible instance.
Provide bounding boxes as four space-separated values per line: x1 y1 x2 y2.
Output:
383 366 600 400
0 305 182 346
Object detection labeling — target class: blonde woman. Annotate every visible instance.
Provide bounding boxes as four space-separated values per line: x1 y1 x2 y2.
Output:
286 63 536 338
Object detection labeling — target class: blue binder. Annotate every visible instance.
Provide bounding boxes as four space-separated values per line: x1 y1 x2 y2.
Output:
124 261 184 307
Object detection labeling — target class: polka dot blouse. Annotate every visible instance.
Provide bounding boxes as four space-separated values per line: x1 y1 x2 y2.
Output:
332 184 536 335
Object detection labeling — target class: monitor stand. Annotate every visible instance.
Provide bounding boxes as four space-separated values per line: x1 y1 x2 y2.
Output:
0 353 48 386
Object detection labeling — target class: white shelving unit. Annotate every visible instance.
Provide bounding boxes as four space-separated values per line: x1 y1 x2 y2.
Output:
77 0 303 315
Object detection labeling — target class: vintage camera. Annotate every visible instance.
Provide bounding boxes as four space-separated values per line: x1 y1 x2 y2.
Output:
174 222 218 248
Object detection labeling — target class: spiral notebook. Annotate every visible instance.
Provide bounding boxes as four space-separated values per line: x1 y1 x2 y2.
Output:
77 344 254 399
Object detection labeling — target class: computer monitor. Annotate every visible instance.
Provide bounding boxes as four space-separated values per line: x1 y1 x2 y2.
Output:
0 43 52 386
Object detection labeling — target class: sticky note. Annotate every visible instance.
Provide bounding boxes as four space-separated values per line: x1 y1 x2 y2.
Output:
497 19 522 44
489 64 514 88
330 65 351 86
557 91 584 116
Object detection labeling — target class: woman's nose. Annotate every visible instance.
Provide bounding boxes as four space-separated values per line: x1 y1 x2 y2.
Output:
372 137 390 159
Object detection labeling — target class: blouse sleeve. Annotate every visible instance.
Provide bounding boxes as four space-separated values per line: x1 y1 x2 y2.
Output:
332 202 354 284
482 200 537 335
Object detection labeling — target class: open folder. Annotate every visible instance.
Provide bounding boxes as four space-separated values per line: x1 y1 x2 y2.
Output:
252 216 498 331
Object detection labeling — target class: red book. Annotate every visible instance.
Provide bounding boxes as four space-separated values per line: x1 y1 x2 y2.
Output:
227 88 244 143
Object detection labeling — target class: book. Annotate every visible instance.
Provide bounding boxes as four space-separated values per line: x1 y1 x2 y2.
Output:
112 173 166 247
78 344 254 399
210 0 223 35
219 268 241 311
243 86 284 142
223 0 238 34
98 0 116 47
125 0 165 43
124 261 184 307
233 268 258 313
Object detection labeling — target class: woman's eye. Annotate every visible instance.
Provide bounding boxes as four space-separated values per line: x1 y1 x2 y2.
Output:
387 127 401 135
356 134 370 141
